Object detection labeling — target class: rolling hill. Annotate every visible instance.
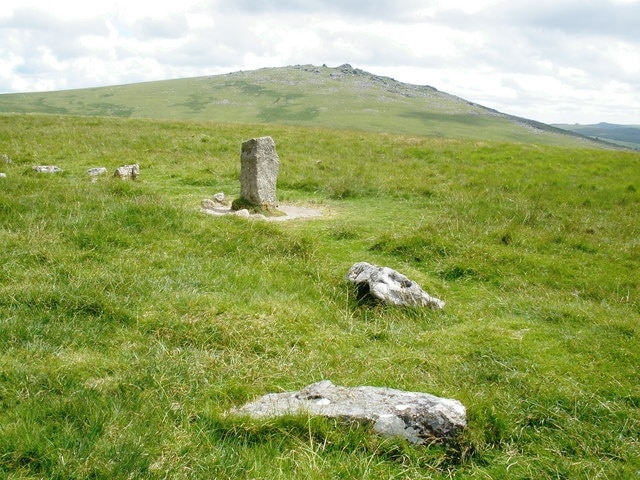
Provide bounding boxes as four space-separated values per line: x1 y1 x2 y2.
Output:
553 122 640 150
0 63 608 147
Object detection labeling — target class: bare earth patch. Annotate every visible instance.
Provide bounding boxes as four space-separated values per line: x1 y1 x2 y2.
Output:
201 204 323 221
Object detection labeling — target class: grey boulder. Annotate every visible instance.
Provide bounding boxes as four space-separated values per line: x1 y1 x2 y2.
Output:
114 164 139 180
347 262 444 309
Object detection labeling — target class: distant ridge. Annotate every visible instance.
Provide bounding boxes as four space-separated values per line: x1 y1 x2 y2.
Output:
553 122 640 150
0 63 610 147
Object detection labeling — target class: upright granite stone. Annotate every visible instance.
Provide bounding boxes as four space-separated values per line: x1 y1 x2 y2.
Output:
231 380 466 443
238 136 280 208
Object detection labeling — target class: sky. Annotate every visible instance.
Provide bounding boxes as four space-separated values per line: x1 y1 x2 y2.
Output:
1 0 639 125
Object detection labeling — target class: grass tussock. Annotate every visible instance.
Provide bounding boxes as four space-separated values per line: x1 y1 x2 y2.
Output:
0 113 639 479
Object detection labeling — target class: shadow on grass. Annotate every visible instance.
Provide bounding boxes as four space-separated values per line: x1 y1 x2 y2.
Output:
199 413 477 469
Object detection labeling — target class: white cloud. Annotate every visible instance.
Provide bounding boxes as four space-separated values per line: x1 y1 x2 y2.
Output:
0 0 638 124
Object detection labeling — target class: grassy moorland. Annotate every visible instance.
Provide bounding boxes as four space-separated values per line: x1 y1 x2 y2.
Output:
0 64 603 148
0 113 639 479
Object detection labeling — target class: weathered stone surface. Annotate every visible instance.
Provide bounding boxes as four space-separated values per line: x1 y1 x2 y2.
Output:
346 262 444 309
87 167 108 176
231 380 466 443
0 173 6 178
238 136 279 207
114 164 139 180
33 165 63 173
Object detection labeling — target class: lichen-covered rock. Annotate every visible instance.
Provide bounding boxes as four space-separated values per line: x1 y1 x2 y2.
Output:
231 380 466 443
346 262 444 308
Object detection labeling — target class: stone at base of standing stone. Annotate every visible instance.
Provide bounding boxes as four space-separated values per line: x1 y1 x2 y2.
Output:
212 192 227 204
202 192 229 210
239 136 280 208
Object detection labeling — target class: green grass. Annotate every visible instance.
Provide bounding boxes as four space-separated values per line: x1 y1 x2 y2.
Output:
0 113 639 479
0 64 603 148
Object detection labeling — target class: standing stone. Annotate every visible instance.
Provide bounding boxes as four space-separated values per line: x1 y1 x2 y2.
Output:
238 136 280 208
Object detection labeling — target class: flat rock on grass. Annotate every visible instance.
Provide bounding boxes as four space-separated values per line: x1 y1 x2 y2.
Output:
87 167 108 176
33 165 63 173
231 380 466 443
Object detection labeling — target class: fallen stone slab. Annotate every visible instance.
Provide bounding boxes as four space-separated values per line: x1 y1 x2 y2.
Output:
0 173 6 178
33 165 63 173
347 262 444 309
231 380 466 443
